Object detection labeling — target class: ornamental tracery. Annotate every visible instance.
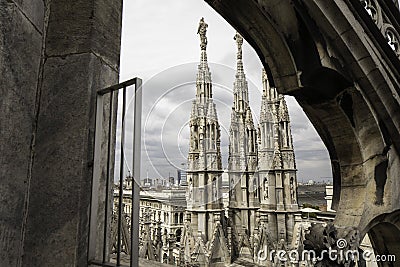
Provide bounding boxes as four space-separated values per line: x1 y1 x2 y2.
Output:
361 0 400 59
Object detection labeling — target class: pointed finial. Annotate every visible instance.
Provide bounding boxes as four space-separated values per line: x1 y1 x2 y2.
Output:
262 68 268 80
197 17 208 50
262 68 272 98
234 32 243 60
262 69 269 87
279 96 290 122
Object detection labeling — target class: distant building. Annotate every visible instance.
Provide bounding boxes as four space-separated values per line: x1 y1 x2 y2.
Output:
139 189 186 265
113 178 187 265
177 169 187 186
325 185 334 212
142 177 153 187
168 177 174 187
307 179 315 185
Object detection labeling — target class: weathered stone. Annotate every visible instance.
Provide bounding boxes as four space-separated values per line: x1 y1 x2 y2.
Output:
0 0 121 265
11 0 44 31
22 52 119 266
0 1 43 265
45 0 122 71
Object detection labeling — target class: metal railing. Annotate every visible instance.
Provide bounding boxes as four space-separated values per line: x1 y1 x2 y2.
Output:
88 78 142 267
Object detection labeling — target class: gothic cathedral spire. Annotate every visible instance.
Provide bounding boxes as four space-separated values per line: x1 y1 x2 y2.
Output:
182 18 229 266
196 17 212 104
228 32 259 261
257 69 299 256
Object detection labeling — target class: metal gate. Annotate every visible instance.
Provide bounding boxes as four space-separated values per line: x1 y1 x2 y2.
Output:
88 78 142 267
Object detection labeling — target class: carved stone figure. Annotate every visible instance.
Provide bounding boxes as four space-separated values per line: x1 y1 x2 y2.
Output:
263 178 269 200
290 177 296 204
234 32 243 59
197 17 208 50
188 179 193 200
212 178 217 200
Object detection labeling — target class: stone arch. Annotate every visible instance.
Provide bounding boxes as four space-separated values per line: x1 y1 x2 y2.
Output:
364 210 400 263
175 228 182 243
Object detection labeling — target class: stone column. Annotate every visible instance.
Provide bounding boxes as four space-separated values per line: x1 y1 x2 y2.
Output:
16 0 122 266
0 1 44 265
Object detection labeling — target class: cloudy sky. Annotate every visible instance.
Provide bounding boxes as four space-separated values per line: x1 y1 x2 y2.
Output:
117 0 332 183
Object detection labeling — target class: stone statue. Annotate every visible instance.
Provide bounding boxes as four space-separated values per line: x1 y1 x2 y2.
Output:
231 179 236 201
197 17 208 50
290 177 296 204
188 179 193 200
247 132 252 152
234 32 243 59
212 179 217 200
263 178 269 200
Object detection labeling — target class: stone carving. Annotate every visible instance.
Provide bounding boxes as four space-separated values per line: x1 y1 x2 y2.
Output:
234 32 243 59
197 17 208 50
385 26 400 56
304 223 360 267
360 0 400 58
273 152 282 169
212 178 217 201
188 179 193 200
361 0 379 23
231 179 236 201
263 177 269 200
279 97 290 122
290 177 296 204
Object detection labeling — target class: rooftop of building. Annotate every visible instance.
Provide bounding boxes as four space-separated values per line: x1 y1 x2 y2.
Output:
140 189 187 207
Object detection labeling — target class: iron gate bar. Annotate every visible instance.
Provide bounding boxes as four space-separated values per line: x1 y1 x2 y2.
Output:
103 90 114 264
117 86 126 266
88 85 106 262
130 78 142 267
98 78 139 96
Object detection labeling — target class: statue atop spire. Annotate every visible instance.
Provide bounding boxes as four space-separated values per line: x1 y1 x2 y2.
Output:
228 31 258 261
234 32 243 60
183 18 226 266
197 17 208 50
232 32 247 113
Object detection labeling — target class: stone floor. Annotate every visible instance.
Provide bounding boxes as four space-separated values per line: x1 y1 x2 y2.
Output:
230 258 262 266
139 258 175 266
110 256 175 266
137 258 261 267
